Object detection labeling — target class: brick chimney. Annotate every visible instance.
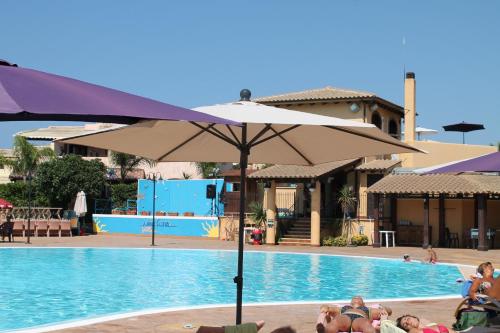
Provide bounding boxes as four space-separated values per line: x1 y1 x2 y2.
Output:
404 72 416 142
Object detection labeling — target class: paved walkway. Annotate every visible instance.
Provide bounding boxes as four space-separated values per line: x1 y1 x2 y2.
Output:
2 234 500 332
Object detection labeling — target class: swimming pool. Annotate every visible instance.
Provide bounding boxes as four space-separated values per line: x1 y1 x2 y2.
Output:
0 248 462 332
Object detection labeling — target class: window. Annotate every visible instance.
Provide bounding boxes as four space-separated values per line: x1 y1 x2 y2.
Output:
388 119 398 138
232 183 241 192
371 112 382 129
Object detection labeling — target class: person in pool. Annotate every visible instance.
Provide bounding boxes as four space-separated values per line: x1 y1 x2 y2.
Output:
396 314 456 333
316 296 390 333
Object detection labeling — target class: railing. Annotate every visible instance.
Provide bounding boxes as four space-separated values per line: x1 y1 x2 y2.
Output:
10 207 63 220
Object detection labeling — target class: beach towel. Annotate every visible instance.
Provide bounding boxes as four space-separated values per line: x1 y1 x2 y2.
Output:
224 323 258 333
380 320 406 333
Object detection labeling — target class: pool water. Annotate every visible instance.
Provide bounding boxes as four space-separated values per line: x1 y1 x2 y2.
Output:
0 248 462 331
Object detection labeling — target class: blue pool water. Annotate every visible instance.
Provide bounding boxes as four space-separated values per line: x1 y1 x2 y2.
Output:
0 248 462 331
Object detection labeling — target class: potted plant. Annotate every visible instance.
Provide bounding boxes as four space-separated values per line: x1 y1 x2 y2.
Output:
156 211 166 216
141 211 150 216
126 209 137 215
167 212 179 216
183 212 194 217
248 201 267 245
338 185 356 245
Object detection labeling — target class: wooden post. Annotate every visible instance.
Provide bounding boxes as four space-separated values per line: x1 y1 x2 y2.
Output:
438 194 446 247
423 194 430 248
310 180 321 246
477 194 488 251
390 196 397 231
265 181 277 245
372 193 380 248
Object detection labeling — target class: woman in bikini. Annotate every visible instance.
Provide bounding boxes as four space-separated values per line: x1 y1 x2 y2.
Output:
469 262 495 302
396 315 456 333
316 296 390 333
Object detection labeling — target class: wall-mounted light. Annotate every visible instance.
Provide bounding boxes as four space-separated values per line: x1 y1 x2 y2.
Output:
370 103 379 112
307 182 316 193
350 103 360 113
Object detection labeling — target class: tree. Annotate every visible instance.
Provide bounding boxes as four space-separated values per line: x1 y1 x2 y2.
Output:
337 185 356 244
35 155 106 209
0 136 55 181
110 151 156 183
196 162 221 178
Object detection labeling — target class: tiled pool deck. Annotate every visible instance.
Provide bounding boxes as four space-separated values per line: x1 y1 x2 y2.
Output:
2 234 499 332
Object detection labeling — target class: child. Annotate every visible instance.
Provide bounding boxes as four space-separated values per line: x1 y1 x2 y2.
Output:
403 254 411 262
425 246 437 264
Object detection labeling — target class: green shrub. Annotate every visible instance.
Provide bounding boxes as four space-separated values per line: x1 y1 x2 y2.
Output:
111 183 137 209
351 234 369 246
0 181 49 207
322 236 335 246
332 236 348 247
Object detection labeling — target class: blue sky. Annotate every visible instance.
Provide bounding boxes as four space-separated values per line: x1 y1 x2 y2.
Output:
1 0 499 148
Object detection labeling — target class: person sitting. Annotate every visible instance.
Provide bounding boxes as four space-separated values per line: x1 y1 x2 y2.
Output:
469 262 495 303
425 246 437 264
396 314 456 333
316 296 390 333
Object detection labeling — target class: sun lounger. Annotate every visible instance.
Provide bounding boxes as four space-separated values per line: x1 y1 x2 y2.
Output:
48 220 61 237
60 220 72 237
22 220 36 237
35 220 49 237
12 220 24 237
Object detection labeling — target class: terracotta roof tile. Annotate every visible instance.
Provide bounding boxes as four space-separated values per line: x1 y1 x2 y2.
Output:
367 174 500 195
254 86 375 103
248 159 357 179
356 159 401 171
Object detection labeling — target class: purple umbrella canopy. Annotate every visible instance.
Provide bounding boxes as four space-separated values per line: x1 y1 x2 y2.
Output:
426 152 500 174
0 59 237 125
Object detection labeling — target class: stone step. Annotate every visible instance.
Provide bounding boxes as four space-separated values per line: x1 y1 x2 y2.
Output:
288 227 310 231
286 231 311 236
280 237 311 242
279 238 311 246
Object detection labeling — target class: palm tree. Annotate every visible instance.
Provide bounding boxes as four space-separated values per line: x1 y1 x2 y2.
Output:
0 136 55 181
337 185 356 244
195 162 221 179
109 151 156 183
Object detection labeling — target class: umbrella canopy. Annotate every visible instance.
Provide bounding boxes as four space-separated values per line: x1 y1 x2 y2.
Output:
415 126 438 140
443 121 485 144
0 198 13 209
61 89 423 324
425 152 500 174
73 191 87 217
61 100 420 165
0 60 237 125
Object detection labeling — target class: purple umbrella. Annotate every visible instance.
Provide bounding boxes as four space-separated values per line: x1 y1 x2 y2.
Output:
0 59 237 125
0 59 238 245
426 152 500 174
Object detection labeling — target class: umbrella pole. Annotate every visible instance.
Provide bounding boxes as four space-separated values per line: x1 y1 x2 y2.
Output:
27 170 32 244
235 123 248 325
151 176 156 246
463 132 465 144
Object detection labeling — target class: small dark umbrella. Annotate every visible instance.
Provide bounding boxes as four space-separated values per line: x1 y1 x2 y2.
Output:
443 121 485 144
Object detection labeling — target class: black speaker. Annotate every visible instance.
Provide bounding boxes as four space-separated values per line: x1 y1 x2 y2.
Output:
206 184 216 199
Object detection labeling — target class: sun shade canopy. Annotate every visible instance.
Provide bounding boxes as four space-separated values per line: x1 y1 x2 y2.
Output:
0 60 237 125
61 101 422 166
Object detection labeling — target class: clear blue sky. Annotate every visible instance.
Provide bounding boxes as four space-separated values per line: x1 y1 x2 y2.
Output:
1 0 499 148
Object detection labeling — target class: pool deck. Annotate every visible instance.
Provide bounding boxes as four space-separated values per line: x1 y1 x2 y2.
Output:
2 234 500 333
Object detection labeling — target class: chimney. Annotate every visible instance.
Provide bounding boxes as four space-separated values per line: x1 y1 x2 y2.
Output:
404 72 416 142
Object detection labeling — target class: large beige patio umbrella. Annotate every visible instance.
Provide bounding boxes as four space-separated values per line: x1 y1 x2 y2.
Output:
61 89 422 323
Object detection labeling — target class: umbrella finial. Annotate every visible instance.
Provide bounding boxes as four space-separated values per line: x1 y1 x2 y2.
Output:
0 59 18 67
240 89 251 101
